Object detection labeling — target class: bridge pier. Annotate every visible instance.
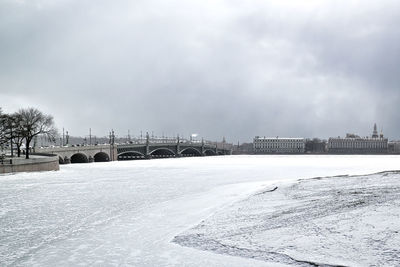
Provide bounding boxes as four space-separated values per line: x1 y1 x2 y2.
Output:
89 156 94 163
176 135 181 157
64 156 71 164
145 132 150 158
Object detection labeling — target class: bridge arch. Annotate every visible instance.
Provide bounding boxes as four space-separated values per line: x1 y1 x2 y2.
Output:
94 152 110 162
118 151 145 160
180 147 202 157
70 153 89 164
204 149 217 156
149 148 175 158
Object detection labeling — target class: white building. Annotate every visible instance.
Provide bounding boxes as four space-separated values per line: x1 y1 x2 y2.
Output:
253 137 305 154
328 124 388 154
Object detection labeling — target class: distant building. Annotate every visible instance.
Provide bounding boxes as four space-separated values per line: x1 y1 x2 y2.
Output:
305 138 327 153
328 124 388 154
388 141 400 154
253 137 305 154
233 142 254 154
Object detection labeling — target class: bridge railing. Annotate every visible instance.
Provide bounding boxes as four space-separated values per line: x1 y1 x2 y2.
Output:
150 138 179 144
119 137 179 145
120 138 206 145
35 138 233 151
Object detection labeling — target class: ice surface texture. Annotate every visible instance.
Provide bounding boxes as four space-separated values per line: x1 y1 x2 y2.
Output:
174 171 400 267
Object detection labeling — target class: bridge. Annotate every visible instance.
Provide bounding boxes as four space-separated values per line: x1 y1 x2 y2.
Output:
35 137 231 164
35 144 115 164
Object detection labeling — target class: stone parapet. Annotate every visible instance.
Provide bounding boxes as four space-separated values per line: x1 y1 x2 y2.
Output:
0 155 59 174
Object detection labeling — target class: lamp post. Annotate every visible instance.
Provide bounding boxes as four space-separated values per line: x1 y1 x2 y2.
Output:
109 130 115 161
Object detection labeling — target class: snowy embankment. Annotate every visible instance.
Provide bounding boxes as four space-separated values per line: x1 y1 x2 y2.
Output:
1 155 400 266
174 171 400 267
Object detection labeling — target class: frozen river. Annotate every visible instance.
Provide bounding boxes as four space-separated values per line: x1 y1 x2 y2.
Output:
1 155 400 266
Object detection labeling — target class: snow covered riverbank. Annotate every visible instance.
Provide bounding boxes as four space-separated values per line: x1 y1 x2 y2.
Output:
1 155 400 266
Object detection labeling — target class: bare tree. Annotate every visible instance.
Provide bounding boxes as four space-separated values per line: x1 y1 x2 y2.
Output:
0 107 6 147
0 113 26 157
10 113 25 157
0 109 16 152
16 108 58 159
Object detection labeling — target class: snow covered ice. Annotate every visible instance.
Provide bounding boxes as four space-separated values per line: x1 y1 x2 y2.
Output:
1 155 400 266
174 171 400 266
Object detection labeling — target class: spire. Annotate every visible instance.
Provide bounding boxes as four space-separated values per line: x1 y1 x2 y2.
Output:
372 123 378 138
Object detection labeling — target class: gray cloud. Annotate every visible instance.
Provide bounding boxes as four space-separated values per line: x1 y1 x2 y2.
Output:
1 0 399 142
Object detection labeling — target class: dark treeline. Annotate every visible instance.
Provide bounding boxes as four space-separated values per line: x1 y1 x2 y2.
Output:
0 107 58 159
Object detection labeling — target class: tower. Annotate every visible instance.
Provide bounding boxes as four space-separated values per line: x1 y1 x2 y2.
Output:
372 123 379 138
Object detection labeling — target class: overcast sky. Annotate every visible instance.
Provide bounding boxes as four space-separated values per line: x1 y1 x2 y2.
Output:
1 0 399 142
